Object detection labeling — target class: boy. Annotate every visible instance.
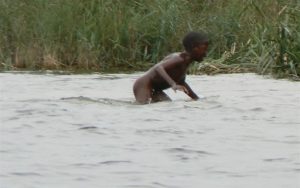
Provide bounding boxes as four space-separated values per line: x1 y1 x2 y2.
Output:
133 31 209 104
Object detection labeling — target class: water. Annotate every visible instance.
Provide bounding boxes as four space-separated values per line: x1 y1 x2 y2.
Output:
0 72 299 188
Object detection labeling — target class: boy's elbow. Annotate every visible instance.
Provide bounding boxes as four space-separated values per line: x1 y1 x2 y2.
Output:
154 64 164 74
155 64 163 70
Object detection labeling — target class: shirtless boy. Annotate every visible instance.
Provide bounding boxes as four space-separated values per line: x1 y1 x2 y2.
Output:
133 31 209 104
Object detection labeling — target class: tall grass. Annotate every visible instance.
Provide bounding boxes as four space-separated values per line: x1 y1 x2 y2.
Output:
0 0 299 78
189 0 300 79
0 0 188 71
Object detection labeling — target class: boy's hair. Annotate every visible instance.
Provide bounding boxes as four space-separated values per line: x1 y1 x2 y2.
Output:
182 31 208 52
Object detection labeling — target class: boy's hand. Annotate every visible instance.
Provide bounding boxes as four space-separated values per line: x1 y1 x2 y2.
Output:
172 84 189 94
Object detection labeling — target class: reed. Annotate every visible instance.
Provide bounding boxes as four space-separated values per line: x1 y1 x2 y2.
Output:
0 0 299 78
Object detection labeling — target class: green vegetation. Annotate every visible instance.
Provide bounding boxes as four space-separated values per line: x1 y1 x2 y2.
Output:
0 0 299 79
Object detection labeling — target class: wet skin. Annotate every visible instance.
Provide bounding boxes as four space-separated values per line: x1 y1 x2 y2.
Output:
133 43 208 104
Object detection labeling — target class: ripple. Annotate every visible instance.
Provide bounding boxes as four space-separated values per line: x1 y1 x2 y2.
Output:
125 185 156 188
10 172 42 177
98 160 132 165
264 158 288 162
35 120 45 124
152 182 174 188
250 107 265 111
72 163 98 168
184 103 223 110
8 117 20 121
77 129 106 135
74 177 89 181
166 147 213 155
136 129 183 135
61 96 134 106
263 139 300 144
206 168 249 177
15 109 35 115
78 126 98 130
143 118 161 122
92 75 125 80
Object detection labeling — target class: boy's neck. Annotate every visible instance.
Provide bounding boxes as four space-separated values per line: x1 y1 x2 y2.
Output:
181 51 194 64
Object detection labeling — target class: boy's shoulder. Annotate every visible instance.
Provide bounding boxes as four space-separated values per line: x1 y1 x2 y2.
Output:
161 52 186 64
164 52 181 59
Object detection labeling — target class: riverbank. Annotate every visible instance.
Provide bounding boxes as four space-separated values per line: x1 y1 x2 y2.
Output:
1 0 299 78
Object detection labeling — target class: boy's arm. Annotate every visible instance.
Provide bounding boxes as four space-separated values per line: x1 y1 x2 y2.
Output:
183 82 199 100
155 64 188 92
155 64 176 88
155 56 187 91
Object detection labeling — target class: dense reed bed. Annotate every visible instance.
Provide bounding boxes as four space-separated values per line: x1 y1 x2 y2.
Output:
0 0 299 78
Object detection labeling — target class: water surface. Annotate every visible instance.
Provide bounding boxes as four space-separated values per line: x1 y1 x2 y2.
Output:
0 72 299 188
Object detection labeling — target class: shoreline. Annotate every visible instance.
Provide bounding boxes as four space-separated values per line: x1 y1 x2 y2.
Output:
1 69 298 81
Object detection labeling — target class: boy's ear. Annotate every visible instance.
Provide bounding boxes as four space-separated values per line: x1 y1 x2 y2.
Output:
192 44 201 51
192 45 199 52
198 43 209 49
192 43 200 50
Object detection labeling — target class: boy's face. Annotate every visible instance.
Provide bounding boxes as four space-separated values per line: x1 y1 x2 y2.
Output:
192 42 209 61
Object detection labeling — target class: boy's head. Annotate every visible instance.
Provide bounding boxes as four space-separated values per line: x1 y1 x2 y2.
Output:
182 31 209 61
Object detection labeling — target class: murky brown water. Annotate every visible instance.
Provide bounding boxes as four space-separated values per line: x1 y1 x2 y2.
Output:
0 72 299 188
